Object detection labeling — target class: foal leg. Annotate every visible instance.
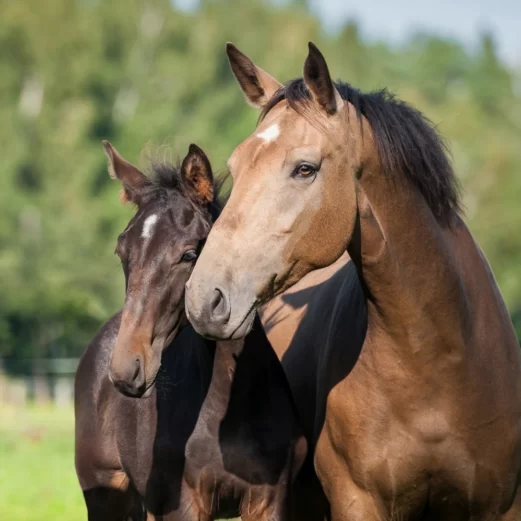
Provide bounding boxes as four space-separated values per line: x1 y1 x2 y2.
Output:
82 471 145 521
290 454 329 521
243 452 327 521
158 478 212 521
240 486 288 521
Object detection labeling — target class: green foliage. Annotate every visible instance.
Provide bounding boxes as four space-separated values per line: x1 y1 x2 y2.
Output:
0 0 520 361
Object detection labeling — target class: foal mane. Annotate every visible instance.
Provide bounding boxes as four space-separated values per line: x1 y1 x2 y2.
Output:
139 159 227 219
261 79 463 227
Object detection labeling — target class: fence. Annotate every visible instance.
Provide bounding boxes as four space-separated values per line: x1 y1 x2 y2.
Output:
0 358 79 407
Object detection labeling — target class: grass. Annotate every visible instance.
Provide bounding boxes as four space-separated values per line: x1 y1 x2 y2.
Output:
0 403 241 521
0 403 85 521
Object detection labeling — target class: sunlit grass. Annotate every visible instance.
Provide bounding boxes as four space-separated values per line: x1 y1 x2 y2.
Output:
0 403 85 521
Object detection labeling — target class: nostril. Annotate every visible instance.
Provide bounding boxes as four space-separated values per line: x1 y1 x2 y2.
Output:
132 358 141 382
211 288 224 312
211 288 230 322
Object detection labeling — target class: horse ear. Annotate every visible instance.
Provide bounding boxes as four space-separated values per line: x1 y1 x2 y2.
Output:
102 141 149 206
226 42 282 109
181 144 214 205
303 42 342 115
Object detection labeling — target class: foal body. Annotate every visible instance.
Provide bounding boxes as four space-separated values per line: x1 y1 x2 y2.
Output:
75 314 304 521
74 143 306 521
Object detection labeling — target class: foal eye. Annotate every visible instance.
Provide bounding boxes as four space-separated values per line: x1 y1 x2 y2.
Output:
293 163 318 179
181 249 198 263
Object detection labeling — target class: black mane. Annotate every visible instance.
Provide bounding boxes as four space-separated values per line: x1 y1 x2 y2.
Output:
261 79 462 226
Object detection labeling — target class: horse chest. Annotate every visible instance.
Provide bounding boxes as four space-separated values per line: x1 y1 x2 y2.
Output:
319 378 509 518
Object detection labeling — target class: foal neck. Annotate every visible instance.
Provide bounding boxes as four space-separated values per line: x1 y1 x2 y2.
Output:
204 338 243 409
195 320 277 431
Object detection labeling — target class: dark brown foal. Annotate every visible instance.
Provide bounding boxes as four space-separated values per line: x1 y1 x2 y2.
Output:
74 143 307 521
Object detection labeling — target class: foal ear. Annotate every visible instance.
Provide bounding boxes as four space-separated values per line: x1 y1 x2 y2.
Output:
226 42 282 109
181 144 214 205
303 42 342 115
102 141 149 206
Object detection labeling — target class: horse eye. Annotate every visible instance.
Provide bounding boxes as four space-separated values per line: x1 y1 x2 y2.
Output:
181 249 198 263
293 163 317 178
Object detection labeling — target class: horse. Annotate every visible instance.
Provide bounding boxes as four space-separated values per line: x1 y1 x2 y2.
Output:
185 42 521 520
74 141 308 521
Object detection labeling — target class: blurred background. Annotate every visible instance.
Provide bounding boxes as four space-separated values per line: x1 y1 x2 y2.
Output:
0 0 520 519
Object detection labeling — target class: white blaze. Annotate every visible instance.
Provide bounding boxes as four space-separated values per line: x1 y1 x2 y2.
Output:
256 123 280 143
141 214 158 239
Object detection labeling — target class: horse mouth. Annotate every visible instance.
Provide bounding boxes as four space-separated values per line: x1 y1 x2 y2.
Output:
257 264 299 306
229 302 258 340
140 374 158 398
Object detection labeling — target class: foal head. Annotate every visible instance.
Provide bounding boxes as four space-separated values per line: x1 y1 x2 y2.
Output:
104 141 217 397
185 42 460 340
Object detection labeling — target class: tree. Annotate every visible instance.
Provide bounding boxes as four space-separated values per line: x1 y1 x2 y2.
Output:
0 0 520 365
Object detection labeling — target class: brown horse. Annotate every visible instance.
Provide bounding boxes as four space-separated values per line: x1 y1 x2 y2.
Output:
185 42 521 520
74 142 308 521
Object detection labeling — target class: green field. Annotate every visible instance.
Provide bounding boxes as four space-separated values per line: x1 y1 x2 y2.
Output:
0 404 85 521
0 403 240 521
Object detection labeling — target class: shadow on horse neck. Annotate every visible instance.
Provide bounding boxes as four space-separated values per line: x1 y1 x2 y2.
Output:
260 258 367 444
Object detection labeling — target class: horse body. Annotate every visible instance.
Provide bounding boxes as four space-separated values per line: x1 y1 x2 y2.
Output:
186 43 521 520
260 253 359 443
328 169 521 519
262 224 521 519
318 222 521 519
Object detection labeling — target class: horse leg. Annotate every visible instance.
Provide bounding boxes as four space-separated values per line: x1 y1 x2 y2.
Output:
264 437 324 521
290 453 329 521
238 485 287 521
157 479 212 521
500 486 521 521
245 447 327 521
327 481 385 521
315 436 383 521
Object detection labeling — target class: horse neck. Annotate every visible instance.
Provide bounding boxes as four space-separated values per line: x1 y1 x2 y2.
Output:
348 165 469 356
